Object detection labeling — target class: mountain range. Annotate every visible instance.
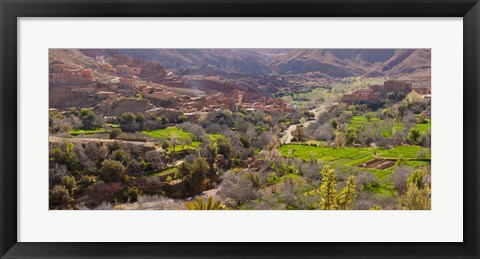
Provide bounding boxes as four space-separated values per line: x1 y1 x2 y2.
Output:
108 48 431 78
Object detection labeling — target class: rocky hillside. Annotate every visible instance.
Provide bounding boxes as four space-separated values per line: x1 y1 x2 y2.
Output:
270 49 431 77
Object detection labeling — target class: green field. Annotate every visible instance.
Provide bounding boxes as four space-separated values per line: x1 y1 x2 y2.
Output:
142 127 222 153
142 126 192 140
279 144 430 179
150 167 178 177
69 128 106 136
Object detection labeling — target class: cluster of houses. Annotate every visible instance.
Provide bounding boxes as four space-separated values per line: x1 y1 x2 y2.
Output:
49 62 95 86
341 80 431 104
49 59 292 118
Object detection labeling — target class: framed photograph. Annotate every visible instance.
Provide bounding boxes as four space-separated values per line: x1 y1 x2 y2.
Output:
1 0 479 258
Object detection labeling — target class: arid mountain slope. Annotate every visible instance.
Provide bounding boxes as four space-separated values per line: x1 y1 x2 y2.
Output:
115 49 430 78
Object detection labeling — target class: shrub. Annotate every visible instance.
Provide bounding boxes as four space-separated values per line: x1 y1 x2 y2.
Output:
79 175 97 187
110 149 130 165
61 175 76 194
107 141 122 152
408 128 421 143
120 112 136 125
80 108 96 129
407 169 423 188
184 196 224 210
123 187 142 202
49 185 70 205
99 159 125 183
109 128 123 139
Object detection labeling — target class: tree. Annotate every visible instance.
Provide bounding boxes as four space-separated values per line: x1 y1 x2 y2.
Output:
170 133 179 152
80 108 96 129
392 166 412 195
337 175 357 210
319 166 338 210
177 161 191 177
292 125 305 142
62 142 80 171
184 196 224 210
397 105 407 118
407 169 423 189
334 132 347 148
400 182 431 210
135 113 146 125
187 157 208 193
120 112 136 125
109 128 123 139
217 138 233 159
110 149 130 166
61 175 76 194
99 159 125 183
408 128 421 143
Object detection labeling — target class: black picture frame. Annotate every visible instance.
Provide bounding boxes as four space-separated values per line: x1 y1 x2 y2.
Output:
1 0 479 258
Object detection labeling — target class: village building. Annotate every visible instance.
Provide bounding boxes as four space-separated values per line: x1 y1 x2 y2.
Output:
119 77 136 88
205 75 220 81
148 91 176 101
95 56 105 63
49 62 95 86
96 91 117 99
115 65 130 76
129 67 142 76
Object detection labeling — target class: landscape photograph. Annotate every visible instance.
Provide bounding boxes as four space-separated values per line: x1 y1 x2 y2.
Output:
48 49 431 210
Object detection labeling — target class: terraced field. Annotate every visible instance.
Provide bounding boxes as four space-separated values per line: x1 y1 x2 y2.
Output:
279 144 431 179
142 127 223 153
69 128 106 136
142 126 192 140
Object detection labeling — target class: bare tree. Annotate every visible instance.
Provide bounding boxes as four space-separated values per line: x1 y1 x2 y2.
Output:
391 166 412 195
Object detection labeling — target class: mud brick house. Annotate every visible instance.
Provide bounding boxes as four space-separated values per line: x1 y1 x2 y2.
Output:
49 62 95 86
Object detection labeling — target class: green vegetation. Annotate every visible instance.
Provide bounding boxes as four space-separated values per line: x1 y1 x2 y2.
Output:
49 72 431 210
280 143 430 162
142 126 192 139
184 196 224 210
150 167 179 178
69 128 106 136
279 144 430 182
348 115 431 136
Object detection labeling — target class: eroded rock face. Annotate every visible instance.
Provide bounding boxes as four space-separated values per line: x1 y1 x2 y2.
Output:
95 98 154 116
50 87 104 108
